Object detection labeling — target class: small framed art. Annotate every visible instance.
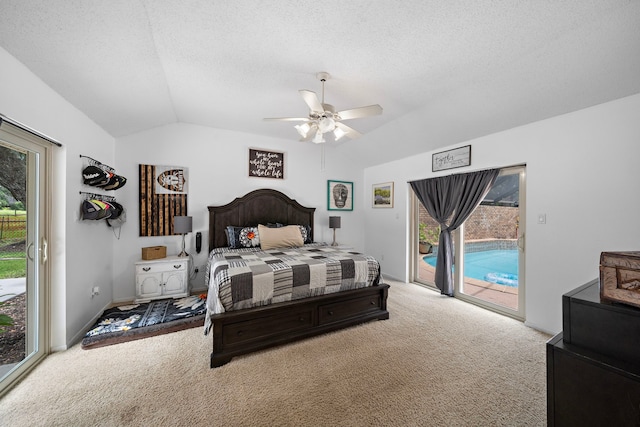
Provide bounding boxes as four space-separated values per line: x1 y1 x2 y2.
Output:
328 180 353 211
372 182 394 208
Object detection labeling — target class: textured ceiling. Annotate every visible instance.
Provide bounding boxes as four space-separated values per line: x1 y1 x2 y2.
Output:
1 1 639 165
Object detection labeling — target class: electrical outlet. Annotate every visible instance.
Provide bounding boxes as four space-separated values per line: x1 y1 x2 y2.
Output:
91 286 100 297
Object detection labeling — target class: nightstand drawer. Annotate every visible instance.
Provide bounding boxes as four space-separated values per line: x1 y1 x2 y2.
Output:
135 261 186 275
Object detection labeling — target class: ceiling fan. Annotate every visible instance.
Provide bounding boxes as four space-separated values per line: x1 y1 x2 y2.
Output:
264 72 382 143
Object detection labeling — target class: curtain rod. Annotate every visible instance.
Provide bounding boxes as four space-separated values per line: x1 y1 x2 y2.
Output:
0 113 63 147
407 164 526 183
407 167 500 183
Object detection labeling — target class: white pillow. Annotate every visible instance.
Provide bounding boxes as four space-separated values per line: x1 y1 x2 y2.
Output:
258 224 304 250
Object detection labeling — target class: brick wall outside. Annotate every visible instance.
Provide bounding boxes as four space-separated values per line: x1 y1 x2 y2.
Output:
418 204 518 241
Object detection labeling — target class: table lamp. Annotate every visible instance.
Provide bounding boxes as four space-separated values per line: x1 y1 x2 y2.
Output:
329 216 341 246
173 215 192 257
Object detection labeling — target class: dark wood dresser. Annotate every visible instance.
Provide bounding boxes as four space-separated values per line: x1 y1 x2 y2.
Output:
547 279 640 426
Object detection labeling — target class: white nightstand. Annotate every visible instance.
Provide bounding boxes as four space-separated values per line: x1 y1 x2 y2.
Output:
135 255 189 303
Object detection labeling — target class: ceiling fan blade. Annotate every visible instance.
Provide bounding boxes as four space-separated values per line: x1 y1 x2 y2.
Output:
336 104 383 120
299 90 324 112
263 117 309 121
335 122 362 139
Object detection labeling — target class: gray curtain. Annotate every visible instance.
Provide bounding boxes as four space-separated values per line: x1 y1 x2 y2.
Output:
410 168 500 296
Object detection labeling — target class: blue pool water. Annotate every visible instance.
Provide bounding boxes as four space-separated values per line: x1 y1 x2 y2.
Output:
423 249 519 287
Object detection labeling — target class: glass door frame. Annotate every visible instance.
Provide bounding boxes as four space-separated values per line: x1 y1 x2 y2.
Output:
410 195 439 291
453 165 526 321
0 122 51 398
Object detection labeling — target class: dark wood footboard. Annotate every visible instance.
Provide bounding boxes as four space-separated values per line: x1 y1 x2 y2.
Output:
210 283 390 368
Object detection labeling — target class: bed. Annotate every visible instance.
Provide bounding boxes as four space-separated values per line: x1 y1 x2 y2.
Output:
205 188 389 368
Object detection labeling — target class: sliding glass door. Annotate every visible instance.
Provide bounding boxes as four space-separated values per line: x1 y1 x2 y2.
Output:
0 123 50 397
412 166 526 320
455 166 525 319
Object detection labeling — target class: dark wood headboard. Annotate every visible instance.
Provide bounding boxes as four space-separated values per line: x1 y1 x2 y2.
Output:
208 189 316 252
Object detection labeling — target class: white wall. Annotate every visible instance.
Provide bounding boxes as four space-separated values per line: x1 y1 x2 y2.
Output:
363 93 640 334
112 123 367 302
0 47 115 349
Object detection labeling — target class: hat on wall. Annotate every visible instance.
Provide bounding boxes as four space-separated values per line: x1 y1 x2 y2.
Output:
106 201 123 220
81 199 112 220
102 174 127 191
82 166 110 186
106 205 126 228
81 200 103 220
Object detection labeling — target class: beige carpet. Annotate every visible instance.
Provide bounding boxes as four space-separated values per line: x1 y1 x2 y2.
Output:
0 281 551 426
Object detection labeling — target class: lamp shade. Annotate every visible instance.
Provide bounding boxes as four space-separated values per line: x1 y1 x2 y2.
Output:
173 216 192 234
329 216 341 229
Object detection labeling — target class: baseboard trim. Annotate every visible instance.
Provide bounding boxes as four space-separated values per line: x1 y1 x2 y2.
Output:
67 301 112 347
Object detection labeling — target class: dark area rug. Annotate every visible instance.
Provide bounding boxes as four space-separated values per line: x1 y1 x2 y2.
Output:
82 294 207 349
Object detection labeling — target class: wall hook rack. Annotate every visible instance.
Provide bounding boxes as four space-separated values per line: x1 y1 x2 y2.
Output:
79 191 117 203
80 154 115 173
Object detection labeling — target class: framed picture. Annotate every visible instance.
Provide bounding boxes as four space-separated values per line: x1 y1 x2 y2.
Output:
328 180 353 211
372 182 394 208
139 164 188 236
248 148 285 179
432 145 471 172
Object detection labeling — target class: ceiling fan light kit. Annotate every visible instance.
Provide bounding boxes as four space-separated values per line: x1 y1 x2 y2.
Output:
264 72 382 143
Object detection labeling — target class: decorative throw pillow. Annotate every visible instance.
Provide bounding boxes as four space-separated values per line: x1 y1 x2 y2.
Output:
225 226 245 249
303 225 312 243
298 225 311 243
239 226 260 247
258 224 304 250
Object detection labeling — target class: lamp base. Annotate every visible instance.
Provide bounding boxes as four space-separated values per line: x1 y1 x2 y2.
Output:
178 234 189 257
331 229 338 246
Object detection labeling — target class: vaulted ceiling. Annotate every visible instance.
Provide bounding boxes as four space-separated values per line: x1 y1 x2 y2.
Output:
1 1 639 166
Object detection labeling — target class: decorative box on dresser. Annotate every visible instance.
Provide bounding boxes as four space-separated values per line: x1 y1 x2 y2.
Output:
135 255 189 303
547 279 640 426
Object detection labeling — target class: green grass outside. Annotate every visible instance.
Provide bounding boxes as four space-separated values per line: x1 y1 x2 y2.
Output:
0 235 26 279
0 249 25 259
0 209 26 216
0 259 26 279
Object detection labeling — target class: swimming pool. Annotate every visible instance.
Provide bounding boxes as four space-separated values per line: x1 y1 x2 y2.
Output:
423 249 519 287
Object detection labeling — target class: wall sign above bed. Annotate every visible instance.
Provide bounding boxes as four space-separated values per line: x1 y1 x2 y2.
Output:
248 148 284 179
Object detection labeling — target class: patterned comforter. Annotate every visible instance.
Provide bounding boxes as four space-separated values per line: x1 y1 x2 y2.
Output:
203 244 381 334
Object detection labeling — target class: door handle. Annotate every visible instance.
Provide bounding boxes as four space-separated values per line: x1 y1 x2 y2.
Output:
27 242 35 261
41 237 48 264
517 233 525 251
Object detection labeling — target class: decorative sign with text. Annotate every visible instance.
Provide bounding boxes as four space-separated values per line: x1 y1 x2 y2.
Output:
432 145 471 172
248 148 285 179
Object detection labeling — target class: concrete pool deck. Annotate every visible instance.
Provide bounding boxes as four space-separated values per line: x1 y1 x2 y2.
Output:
417 256 518 310
0 277 26 302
